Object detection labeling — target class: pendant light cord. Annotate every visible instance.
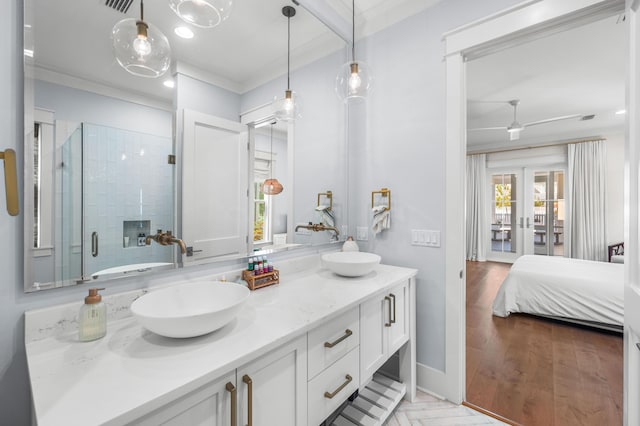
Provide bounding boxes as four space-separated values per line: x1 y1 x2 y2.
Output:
140 0 144 21
287 14 291 91
270 124 274 180
351 0 355 62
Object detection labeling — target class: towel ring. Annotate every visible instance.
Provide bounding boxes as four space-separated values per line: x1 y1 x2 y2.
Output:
317 190 333 210
371 188 391 211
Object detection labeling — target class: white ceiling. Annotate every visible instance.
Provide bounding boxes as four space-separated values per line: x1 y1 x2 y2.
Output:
466 14 626 152
29 0 440 104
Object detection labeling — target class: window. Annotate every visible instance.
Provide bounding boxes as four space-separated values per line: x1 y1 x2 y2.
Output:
253 151 273 243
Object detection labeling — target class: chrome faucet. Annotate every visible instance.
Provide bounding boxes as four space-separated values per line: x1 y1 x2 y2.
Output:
295 222 340 239
145 229 187 254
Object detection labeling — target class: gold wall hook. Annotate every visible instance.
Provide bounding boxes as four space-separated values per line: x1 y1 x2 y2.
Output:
0 149 18 216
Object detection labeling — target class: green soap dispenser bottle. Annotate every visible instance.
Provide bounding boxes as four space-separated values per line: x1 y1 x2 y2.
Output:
78 288 107 342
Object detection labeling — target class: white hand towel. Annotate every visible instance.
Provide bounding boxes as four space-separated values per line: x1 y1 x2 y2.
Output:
371 206 391 235
315 205 335 227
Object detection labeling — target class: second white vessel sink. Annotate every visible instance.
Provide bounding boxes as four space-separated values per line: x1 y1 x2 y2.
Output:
130 281 250 338
321 251 381 277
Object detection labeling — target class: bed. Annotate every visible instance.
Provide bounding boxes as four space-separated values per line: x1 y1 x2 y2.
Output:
492 255 624 331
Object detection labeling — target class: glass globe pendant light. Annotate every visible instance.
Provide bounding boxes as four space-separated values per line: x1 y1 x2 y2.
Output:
335 0 372 102
272 6 301 122
262 123 283 195
112 0 171 78
169 0 234 28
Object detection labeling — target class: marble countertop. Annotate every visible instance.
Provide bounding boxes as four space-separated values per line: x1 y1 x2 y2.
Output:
26 256 417 426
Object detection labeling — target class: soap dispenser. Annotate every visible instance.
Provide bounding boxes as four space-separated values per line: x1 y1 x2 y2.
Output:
78 288 107 342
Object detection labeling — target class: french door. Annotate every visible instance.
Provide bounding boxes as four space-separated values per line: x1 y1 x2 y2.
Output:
488 166 566 262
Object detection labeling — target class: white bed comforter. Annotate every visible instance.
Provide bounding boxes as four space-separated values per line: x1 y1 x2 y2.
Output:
492 255 624 327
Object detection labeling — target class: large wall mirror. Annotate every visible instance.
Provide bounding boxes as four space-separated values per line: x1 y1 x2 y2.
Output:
24 0 349 292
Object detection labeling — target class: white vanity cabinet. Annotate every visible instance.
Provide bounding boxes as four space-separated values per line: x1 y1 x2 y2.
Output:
134 371 235 426
360 280 410 385
131 336 306 426
237 335 307 426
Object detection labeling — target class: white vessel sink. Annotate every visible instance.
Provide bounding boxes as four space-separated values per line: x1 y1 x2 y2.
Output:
321 252 381 277
130 281 250 338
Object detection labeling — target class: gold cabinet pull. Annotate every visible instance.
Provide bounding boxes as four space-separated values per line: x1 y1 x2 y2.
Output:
225 382 237 426
242 374 253 426
389 293 396 324
384 296 392 327
324 329 353 348
324 374 353 399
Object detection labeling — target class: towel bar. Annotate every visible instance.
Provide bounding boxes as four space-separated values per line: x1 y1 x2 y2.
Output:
371 188 391 211
0 149 18 216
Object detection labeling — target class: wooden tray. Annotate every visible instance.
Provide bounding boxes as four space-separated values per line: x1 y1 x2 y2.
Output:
242 269 280 291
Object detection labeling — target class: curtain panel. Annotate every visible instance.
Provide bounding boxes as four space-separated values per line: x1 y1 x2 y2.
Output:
466 154 487 261
567 140 607 261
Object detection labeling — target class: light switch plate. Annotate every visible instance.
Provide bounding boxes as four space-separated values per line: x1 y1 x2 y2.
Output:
411 229 440 247
356 226 368 241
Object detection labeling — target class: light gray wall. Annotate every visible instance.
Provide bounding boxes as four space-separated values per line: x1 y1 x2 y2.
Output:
35 80 172 137
1 0 524 423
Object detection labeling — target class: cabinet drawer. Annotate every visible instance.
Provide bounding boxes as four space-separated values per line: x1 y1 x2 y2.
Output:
308 346 359 426
308 307 359 379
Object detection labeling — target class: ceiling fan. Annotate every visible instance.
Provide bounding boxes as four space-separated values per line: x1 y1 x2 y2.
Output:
469 99 586 141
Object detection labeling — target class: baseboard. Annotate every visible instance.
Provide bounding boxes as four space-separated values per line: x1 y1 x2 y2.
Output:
416 362 447 400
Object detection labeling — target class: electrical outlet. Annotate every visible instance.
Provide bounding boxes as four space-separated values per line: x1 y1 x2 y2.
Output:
356 226 368 241
295 224 311 236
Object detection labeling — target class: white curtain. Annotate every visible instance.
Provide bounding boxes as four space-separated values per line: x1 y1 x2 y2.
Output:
466 154 487 261
567 140 607 261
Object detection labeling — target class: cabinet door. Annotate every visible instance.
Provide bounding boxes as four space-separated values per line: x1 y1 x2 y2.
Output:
237 335 307 426
387 281 410 355
133 371 235 426
360 295 387 386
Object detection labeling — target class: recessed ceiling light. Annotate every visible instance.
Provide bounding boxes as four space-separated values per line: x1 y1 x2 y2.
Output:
163 79 175 88
615 109 626 115
174 26 194 39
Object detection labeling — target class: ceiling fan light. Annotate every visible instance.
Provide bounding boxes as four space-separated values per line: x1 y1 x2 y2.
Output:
169 0 233 28
112 18 171 78
507 122 523 132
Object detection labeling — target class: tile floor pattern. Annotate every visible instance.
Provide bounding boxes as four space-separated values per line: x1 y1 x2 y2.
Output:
384 391 508 426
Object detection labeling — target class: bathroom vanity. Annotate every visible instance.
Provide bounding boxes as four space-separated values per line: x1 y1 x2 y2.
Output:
25 255 416 425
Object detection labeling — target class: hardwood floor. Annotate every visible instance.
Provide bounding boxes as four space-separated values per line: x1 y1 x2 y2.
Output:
465 260 623 426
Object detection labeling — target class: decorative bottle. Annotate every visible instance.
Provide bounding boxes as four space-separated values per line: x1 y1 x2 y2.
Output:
78 288 107 342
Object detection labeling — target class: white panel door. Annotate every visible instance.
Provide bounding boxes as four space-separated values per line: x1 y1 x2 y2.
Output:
625 1 640 424
387 281 410 355
182 109 248 261
360 294 387 385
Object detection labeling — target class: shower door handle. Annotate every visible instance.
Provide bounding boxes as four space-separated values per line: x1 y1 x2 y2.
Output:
91 232 98 257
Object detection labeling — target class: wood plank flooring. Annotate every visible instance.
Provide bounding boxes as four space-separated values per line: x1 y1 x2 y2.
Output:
465 260 623 426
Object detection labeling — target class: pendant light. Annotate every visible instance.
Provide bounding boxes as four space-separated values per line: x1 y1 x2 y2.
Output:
112 0 171 78
272 6 301 122
169 0 233 28
262 123 284 195
335 0 372 102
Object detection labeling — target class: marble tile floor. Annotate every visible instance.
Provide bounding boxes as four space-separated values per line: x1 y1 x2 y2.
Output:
385 391 509 426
